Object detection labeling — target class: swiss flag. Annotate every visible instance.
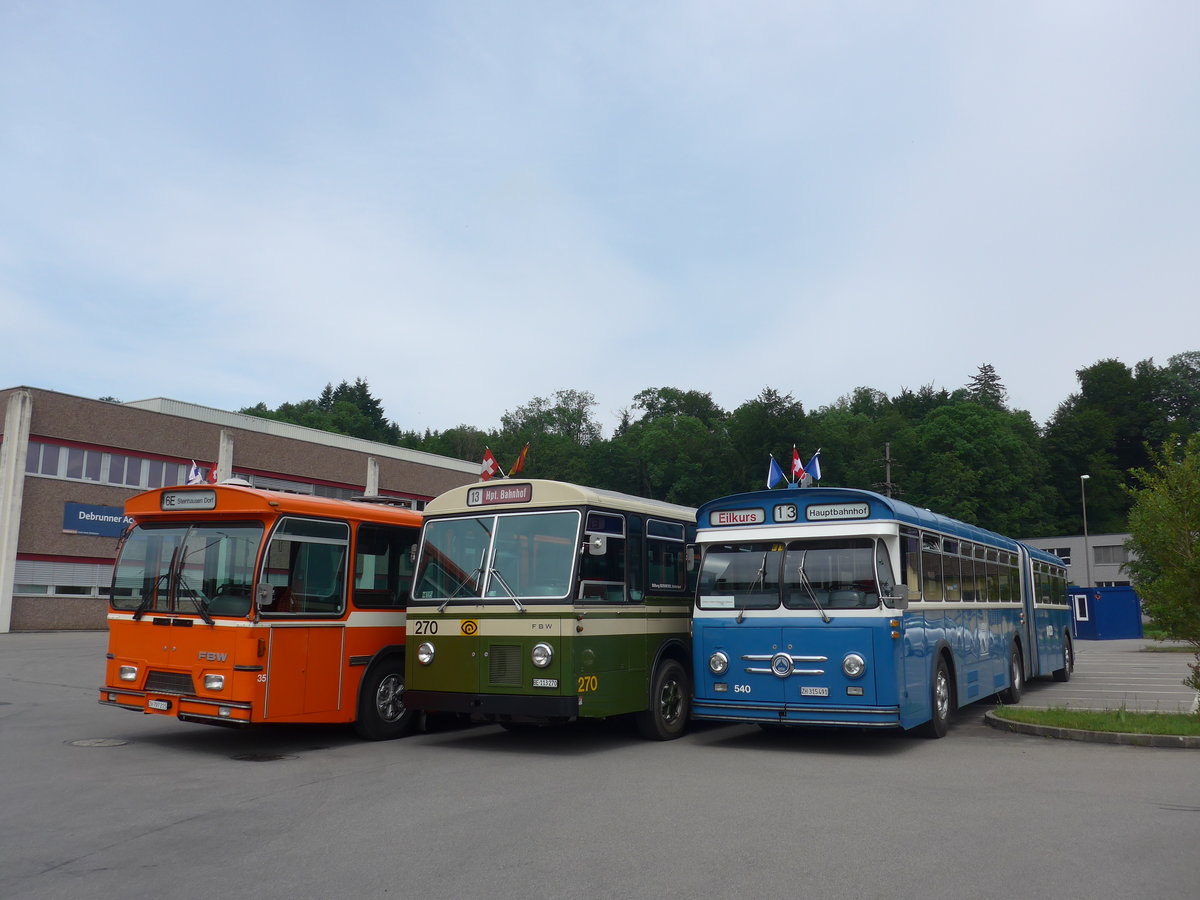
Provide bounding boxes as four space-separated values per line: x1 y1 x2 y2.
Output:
480 448 502 481
207 462 218 484
791 446 806 482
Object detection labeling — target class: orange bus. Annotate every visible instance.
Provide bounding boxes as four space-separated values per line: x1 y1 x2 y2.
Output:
99 483 422 739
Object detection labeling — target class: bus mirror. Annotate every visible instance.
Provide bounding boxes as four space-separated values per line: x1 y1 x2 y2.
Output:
255 584 273 609
884 584 909 610
588 534 607 556
686 545 697 571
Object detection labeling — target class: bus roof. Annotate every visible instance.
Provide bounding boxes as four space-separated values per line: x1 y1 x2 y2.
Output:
423 479 696 522
696 486 1024 552
124 483 423 527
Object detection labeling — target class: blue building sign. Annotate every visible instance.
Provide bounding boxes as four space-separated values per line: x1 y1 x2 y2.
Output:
63 502 133 538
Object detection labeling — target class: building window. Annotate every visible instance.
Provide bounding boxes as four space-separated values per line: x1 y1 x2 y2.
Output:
1093 545 1126 565
1049 547 1071 566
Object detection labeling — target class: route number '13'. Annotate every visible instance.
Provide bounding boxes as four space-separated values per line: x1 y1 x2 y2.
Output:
577 675 599 693
773 503 798 523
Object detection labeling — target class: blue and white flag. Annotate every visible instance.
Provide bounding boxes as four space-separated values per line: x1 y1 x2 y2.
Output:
767 455 787 489
186 460 204 485
806 450 822 482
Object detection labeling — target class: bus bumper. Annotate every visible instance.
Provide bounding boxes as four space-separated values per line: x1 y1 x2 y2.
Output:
692 699 902 729
404 690 580 720
98 687 254 726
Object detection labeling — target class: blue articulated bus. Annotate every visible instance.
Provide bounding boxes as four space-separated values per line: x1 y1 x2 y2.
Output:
691 487 1073 737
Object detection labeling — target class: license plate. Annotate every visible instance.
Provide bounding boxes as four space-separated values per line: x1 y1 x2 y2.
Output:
532 678 558 688
147 698 171 711
800 686 829 697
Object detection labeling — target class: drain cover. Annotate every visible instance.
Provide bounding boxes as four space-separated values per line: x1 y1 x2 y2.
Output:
69 738 129 747
231 753 296 762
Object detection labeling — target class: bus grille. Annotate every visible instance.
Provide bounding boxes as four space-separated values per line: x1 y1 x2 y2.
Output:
145 671 195 695
488 644 522 686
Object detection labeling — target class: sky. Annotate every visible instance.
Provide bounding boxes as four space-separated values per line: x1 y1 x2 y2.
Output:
3 2 1198 442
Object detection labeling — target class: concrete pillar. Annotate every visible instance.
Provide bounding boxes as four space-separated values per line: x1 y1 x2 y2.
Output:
0 390 33 633
365 457 379 497
216 429 234 482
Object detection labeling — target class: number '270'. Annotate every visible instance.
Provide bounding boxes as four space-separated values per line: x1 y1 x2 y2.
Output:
577 675 598 692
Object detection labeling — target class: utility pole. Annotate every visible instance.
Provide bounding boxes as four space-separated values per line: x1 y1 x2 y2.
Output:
874 442 901 498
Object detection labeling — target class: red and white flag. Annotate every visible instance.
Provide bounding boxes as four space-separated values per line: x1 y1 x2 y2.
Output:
207 462 219 484
791 445 806 483
480 448 503 481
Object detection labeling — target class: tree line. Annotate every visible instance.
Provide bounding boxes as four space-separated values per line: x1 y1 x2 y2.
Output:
241 353 1200 539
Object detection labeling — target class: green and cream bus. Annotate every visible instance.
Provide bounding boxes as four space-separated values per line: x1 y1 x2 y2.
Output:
403 479 697 740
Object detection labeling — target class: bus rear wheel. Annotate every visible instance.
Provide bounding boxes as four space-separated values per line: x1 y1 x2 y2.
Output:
998 644 1024 705
636 659 690 741
355 662 416 741
1052 634 1074 682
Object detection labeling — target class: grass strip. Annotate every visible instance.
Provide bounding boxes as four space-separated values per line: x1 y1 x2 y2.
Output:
993 706 1200 736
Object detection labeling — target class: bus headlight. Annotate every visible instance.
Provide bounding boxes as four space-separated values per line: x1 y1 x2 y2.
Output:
204 674 225 691
417 642 435 666
119 665 138 682
708 651 729 675
531 642 553 668
842 653 867 679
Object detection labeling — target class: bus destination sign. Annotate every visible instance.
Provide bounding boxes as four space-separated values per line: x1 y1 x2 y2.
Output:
805 502 870 522
160 489 218 511
467 483 534 507
708 508 766 527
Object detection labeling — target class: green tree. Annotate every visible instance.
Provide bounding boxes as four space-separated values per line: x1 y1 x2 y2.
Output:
726 388 808 491
965 363 1007 408
1125 434 1200 695
242 378 400 445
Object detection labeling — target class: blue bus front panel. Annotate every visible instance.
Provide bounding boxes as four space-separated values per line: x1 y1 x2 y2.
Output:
693 618 904 728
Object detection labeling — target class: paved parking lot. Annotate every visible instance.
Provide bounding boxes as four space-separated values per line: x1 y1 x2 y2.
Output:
1027 638 1198 714
3 631 1198 900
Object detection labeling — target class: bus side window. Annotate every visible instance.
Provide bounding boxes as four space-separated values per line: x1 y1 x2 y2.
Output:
901 529 922 601
354 523 417 609
261 518 349 615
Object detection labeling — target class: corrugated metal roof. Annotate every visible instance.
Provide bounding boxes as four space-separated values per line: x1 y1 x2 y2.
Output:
122 397 478 474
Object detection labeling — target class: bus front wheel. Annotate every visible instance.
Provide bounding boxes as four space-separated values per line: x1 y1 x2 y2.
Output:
636 659 691 741
355 662 416 741
920 657 952 739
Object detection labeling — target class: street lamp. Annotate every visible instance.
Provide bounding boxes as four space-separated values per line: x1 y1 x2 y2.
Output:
1080 474 1092 589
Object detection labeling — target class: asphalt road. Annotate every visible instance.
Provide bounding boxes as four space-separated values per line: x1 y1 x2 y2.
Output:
2 632 1197 900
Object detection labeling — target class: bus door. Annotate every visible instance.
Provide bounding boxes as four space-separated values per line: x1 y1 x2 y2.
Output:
575 512 647 715
1018 549 1040 679
259 517 350 719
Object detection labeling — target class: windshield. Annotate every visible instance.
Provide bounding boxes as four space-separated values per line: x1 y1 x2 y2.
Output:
112 522 264 616
415 511 580 602
699 538 886 611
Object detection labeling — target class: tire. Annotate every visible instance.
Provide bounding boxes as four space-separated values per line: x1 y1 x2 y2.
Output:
997 644 1024 705
635 659 691 741
1052 634 1074 682
919 656 952 738
354 661 416 740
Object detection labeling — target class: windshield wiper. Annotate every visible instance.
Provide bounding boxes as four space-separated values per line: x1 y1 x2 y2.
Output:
176 569 214 625
484 547 525 613
737 551 770 624
795 551 831 624
133 544 179 621
437 566 483 612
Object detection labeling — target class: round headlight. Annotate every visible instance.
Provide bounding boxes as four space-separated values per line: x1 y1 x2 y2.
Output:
531 642 553 668
708 651 729 675
417 642 435 666
842 653 867 679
